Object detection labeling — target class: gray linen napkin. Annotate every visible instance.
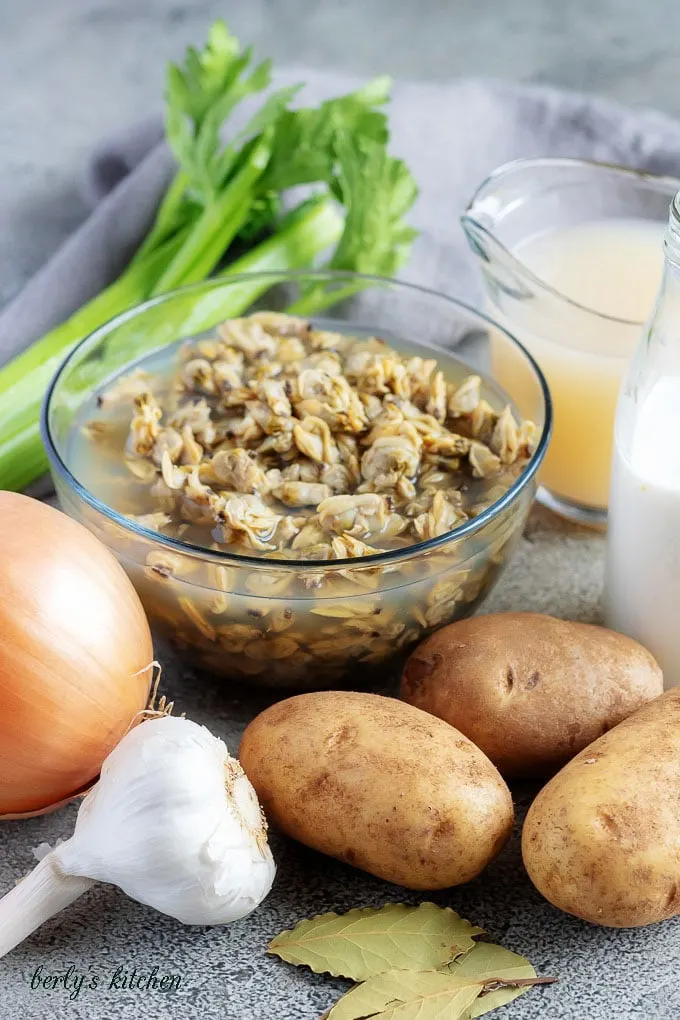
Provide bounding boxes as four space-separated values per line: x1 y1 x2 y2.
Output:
4 72 680 365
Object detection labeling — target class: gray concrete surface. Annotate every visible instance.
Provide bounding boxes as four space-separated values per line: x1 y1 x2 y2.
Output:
1 3 679 1018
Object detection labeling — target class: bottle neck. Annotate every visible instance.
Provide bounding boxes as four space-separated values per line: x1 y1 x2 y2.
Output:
644 200 680 365
614 199 680 454
652 196 680 309
664 197 680 274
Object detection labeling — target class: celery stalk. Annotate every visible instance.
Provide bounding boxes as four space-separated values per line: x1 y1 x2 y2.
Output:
287 279 374 317
221 197 342 276
0 233 188 469
150 133 272 294
127 172 191 267
0 422 47 495
0 233 186 398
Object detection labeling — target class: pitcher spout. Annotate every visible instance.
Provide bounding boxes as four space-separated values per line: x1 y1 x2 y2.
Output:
462 156 680 308
460 210 534 302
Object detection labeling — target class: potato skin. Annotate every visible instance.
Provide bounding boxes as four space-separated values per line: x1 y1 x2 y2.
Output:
239 691 513 890
401 613 662 778
522 687 680 927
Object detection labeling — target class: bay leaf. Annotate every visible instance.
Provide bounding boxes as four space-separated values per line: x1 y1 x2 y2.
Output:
325 969 482 1020
443 943 538 1017
268 903 483 980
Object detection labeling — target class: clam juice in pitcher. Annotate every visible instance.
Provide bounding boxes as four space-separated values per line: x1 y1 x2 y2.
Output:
489 218 665 514
462 157 678 526
605 197 680 688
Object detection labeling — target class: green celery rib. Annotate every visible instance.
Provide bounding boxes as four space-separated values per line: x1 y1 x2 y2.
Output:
0 232 187 399
0 231 188 492
222 197 342 275
0 197 343 492
128 171 190 268
286 278 374 317
0 422 48 494
150 134 272 294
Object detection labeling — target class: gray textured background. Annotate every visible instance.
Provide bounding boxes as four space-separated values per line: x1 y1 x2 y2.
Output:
2 2 680 1019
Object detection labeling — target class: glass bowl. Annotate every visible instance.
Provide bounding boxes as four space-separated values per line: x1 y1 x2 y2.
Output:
42 271 552 690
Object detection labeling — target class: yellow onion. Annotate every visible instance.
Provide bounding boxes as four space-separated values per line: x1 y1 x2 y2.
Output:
0 492 153 817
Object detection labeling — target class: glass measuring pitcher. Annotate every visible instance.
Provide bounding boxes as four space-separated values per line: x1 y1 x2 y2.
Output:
462 157 680 528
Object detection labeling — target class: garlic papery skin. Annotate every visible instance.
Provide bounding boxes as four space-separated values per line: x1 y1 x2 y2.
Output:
0 716 276 958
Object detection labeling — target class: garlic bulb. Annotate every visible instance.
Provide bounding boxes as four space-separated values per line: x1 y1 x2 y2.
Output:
0 716 276 958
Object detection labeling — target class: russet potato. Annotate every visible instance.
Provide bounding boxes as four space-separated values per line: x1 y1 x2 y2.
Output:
522 687 680 927
401 613 662 777
239 691 513 889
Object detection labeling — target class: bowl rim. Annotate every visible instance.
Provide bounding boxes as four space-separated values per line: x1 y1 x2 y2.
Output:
41 269 553 571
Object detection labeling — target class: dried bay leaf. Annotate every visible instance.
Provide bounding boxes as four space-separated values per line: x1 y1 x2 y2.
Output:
452 943 539 1018
325 969 482 1020
270 904 553 1018
267 902 483 980
326 961 551 1020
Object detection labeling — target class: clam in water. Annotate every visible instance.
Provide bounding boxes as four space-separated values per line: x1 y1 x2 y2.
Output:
69 312 537 687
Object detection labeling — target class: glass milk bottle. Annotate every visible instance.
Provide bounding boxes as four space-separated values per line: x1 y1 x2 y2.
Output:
604 193 680 688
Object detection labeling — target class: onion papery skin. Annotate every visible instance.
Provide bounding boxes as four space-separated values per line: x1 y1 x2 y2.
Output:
0 783 92 821
0 492 153 816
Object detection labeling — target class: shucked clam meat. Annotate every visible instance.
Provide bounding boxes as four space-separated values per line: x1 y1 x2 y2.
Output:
90 312 535 560
79 312 537 686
